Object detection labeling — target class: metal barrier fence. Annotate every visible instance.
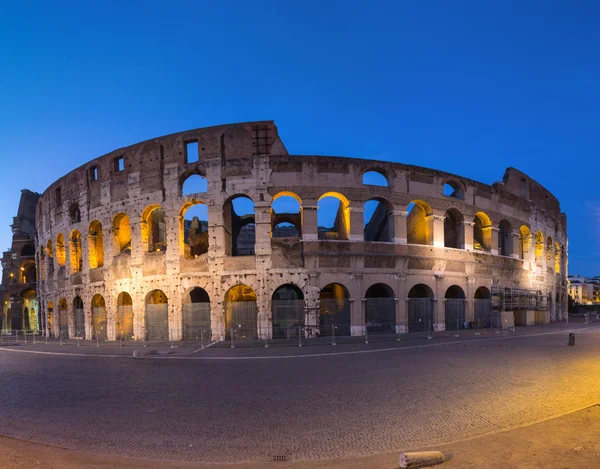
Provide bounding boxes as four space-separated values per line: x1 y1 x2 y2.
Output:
145 304 169 340
445 298 467 331
365 298 396 334
182 303 211 340
75 308 85 339
116 306 134 341
226 301 258 340
272 299 304 338
474 299 499 329
407 298 434 333
319 299 351 336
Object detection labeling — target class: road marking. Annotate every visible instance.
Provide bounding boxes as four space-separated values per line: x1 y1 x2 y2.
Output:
190 340 221 354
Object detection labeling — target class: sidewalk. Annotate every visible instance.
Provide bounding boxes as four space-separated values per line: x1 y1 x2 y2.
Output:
1 403 599 469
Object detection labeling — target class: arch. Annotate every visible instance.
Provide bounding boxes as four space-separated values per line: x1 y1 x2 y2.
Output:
519 225 532 260
69 230 82 273
182 287 211 340
20 260 36 284
546 236 553 263
56 233 66 266
73 296 85 338
141 205 166 252
319 283 350 336
58 298 68 338
47 300 54 337
225 284 258 340
362 169 389 187
473 212 492 251
21 289 37 331
365 283 395 334
116 292 134 340
69 203 81 223
272 284 305 338
407 200 432 245
112 213 131 255
445 285 466 331
91 294 107 339
535 230 544 261
145 289 169 340
407 284 434 333
180 201 209 259
474 286 494 328
444 208 464 249
554 242 561 274
364 198 394 242
20 243 35 257
181 172 208 196
223 195 255 256
498 220 512 256
318 192 350 241
442 180 465 200
38 247 46 281
271 192 302 238
88 220 104 269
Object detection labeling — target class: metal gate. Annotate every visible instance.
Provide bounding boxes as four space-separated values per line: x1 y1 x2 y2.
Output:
474 299 497 328
116 306 134 340
272 299 304 338
319 299 350 336
407 298 434 333
445 299 466 331
182 303 211 340
226 301 258 340
92 307 107 340
59 309 69 337
74 308 85 339
365 298 395 334
145 304 169 340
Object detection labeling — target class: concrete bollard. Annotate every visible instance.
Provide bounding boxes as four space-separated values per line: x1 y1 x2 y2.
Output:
133 350 139 358
399 451 445 468
568 333 575 346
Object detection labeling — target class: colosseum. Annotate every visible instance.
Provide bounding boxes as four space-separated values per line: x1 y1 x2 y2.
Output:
34 121 568 342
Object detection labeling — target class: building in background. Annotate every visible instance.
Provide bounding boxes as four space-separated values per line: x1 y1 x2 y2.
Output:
567 276 600 305
0 190 40 332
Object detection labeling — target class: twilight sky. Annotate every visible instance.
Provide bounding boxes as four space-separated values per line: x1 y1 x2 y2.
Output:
1 1 599 275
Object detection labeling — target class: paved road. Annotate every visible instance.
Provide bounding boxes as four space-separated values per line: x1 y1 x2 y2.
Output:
1 324 600 463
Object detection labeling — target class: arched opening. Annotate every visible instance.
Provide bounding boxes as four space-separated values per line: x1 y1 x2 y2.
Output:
407 284 434 332
272 284 304 338
69 230 82 273
145 290 169 340
318 192 350 241
407 200 432 245
498 220 512 256
546 236 553 263
445 285 466 330
225 284 258 340
112 213 131 255
47 301 54 337
91 294 107 340
88 220 104 269
180 202 209 259
56 234 66 267
182 173 208 195
182 287 211 340
362 170 389 187
21 289 37 331
554 242 561 274
473 212 492 251
319 283 350 336
535 231 544 261
69 203 81 223
364 198 394 242
39 248 46 281
1 296 9 334
442 181 464 200
46 240 54 275
21 243 35 257
58 298 68 338
73 296 85 338
365 283 395 334
444 208 464 249
223 196 255 256
142 206 166 253
20 261 36 284
519 226 532 260
271 192 302 238
474 286 494 328
555 291 561 320
116 292 134 341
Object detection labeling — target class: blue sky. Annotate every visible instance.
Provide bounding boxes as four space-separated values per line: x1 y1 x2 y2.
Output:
1 1 598 274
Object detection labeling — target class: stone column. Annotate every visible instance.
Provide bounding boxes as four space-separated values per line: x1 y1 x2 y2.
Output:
396 273 407 333
254 202 272 257
489 227 499 255
428 215 445 248
434 275 445 331
302 201 318 241
462 221 474 251
466 277 475 322
392 210 408 244
349 206 364 242
508 232 520 259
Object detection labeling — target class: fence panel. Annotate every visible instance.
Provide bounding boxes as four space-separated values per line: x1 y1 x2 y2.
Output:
116 306 134 341
227 301 258 340
407 298 434 333
445 299 466 331
145 304 169 340
59 310 69 337
319 299 350 336
74 308 85 339
474 299 499 328
183 303 211 340
365 298 395 334
92 307 107 340
272 299 304 338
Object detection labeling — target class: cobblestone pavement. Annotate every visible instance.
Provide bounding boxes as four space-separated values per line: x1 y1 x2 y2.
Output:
1 323 600 464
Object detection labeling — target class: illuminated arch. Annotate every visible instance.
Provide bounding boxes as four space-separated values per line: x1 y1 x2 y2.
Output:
88 220 104 269
69 230 82 274
535 231 544 261
473 212 492 251
546 236 553 263
179 200 208 258
56 233 66 266
407 200 433 245
317 192 350 241
519 225 532 259
112 213 131 255
224 284 258 340
141 205 166 252
271 192 302 238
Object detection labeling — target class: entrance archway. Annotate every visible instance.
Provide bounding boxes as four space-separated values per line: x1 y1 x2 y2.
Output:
407 284 434 332
91 294 107 340
319 283 350 336
365 283 395 334
444 285 466 331
58 298 68 338
73 296 85 338
116 292 134 340
145 290 169 340
225 285 258 340
182 287 211 340
474 287 494 328
272 284 304 338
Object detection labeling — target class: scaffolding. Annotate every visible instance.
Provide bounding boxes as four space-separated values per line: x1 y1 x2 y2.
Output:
492 286 548 311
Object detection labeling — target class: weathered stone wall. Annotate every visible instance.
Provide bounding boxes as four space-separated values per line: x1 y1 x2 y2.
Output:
35 121 568 340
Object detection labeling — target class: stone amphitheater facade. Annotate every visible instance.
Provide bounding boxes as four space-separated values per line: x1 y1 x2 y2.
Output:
34 121 568 341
